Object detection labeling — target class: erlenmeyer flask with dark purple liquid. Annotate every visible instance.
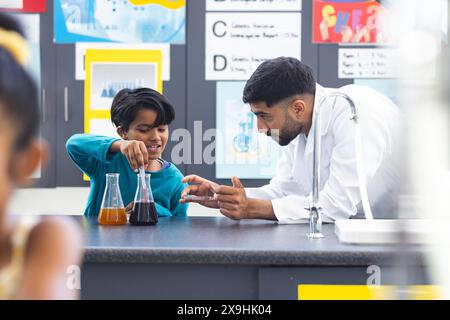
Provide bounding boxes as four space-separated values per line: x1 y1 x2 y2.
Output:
129 172 158 226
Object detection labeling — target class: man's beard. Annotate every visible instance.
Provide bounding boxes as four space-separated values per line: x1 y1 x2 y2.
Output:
267 115 303 146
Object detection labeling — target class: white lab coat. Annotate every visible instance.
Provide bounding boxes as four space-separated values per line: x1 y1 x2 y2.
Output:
245 84 402 224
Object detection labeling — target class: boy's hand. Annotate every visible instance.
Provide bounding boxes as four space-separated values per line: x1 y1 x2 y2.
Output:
119 140 149 170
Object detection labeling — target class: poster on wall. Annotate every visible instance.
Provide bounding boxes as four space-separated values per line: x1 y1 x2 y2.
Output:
216 82 281 179
313 0 388 44
338 48 396 79
84 48 162 132
0 0 46 12
75 42 171 81
54 0 185 44
206 12 301 81
84 49 162 113
206 0 302 11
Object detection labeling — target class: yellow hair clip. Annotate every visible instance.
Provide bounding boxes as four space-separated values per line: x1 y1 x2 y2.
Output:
0 28 30 67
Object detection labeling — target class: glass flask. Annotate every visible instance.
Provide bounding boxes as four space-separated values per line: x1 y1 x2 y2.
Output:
98 173 127 225
129 172 158 226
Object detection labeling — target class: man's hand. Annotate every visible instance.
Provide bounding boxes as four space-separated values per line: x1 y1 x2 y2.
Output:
214 176 249 220
180 175 277 221
180 175 220 209
215 177 277 221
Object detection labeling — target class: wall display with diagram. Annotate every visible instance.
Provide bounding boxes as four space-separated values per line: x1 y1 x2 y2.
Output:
215 81 281 179
54 0 186 44
313 0 388 44
0 0 46 12
205 12 301 81
84 48 163 133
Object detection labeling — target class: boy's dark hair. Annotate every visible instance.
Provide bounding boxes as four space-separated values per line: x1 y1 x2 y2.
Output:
242 57 316 107
111 88 175 131
0 13 39 152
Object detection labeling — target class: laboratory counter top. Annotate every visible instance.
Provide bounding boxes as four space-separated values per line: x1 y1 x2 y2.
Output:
77 216 425 267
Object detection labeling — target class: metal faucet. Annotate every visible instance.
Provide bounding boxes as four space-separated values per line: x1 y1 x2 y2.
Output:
308 91 358 238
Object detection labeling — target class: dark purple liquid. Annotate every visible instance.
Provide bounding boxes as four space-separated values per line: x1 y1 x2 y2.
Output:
129 201 158 225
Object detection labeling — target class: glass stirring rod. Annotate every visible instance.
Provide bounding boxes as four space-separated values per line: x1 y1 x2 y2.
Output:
139 166 147 202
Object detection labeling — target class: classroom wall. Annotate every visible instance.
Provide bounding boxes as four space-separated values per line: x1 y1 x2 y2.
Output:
7 0 392 215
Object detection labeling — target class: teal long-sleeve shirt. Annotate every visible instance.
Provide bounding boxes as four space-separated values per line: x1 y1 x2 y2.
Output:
66 134 188 217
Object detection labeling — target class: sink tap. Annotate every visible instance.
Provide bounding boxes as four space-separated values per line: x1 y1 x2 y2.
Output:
308 91 359 239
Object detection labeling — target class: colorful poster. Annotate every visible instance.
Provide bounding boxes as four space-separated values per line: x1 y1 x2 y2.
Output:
338 48 397 79
206 12 301 80
75 42 170 80
206 0 302 11
313 0 388 44
216 82 281 179
54 0 185 44
0 0 46 12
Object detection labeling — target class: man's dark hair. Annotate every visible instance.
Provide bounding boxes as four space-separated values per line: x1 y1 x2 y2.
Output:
243 57 316 107
0 13 39 152
111 87 175 131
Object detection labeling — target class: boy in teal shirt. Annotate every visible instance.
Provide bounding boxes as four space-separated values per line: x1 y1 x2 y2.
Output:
66 88 188 217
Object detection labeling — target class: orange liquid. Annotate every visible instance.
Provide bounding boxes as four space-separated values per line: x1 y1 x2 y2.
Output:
98 208 127 225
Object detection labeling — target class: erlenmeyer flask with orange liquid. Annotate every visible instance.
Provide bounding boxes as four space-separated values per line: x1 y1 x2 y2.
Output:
98 173 127 225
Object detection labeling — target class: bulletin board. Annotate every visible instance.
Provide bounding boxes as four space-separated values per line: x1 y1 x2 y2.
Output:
51 1 188 187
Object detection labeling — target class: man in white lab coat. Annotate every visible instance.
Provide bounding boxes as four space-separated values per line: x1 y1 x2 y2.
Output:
180 57 401 223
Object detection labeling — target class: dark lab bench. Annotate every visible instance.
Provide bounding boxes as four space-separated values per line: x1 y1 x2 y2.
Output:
78 216 428 299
